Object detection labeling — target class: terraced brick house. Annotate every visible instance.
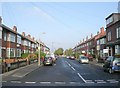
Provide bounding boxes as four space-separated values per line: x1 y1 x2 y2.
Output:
1 23 49 64
106 13 120 56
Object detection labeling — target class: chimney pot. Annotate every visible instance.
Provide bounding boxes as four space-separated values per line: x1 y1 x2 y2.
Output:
0 16 2 24
22 32 25 36
86 36 88 40
91 33 93 38
100 27 104 33
13 26 17 32
28 34 31 38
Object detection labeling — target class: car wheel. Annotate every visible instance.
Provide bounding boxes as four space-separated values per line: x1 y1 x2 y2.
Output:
109 68 114 74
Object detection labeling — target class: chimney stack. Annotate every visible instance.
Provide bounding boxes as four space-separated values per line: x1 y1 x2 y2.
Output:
86 36 88 40
22 32 25 36
13 26 17 32
97 31 99 35
0 16 2 24
83 38 84 42
28 34 31 38
91 33 93 38
32 37 35 40
100 27 104 34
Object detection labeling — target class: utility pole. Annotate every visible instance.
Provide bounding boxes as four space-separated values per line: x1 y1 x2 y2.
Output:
38 39 41 66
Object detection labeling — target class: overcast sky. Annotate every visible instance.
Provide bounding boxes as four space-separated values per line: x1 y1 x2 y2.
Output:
1 2 118 51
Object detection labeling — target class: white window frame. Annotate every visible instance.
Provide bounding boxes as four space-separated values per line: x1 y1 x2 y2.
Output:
116 27 120 38
17 49 21 57
108 32 111 41
17 35 21 44
0 46 1 58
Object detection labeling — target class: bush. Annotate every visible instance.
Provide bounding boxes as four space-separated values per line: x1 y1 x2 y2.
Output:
115 54 120 58
21 53 29 58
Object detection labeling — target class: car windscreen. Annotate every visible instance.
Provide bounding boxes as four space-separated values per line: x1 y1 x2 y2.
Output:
81 56 88 59
114 58 120 62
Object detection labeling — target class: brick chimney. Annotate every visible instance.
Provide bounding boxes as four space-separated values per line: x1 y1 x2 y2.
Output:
32 37 35 40
22 32 25 36
83 38 84 42
28 34 31 38
91 33 93 38
86 36 88 41
0 16 2 24
97 31 99 35
100 27 104 34
13 26 17 32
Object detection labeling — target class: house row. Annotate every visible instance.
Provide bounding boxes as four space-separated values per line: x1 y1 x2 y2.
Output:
0 17 50 64
73 13 120 60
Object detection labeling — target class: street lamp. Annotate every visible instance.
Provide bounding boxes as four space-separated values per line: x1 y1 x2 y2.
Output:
38 32 45 66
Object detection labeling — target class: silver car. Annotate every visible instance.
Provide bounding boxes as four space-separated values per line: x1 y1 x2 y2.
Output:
79 56 89 64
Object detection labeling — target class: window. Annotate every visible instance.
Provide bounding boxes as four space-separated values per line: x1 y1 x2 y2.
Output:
17 49 21 57
0 30 2 39
28 42 31 47
6 48 15 57
4 32 7 41
32 43 35 48
24 50 28 53
24 40 29 46
17 35 21 44
108 32 111 41
0 46 1 58
97 40 99 45
116 27 120 38
7 33 16 42
115 45 120 54
100 38 106 44
106 16 113 25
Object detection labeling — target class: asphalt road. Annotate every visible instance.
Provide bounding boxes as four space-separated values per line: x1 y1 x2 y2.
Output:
2 58 120 88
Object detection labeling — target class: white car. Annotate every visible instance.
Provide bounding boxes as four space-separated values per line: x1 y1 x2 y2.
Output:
79 56 89 64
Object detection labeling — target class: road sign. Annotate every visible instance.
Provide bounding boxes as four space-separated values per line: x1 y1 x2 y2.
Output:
103 49 109 53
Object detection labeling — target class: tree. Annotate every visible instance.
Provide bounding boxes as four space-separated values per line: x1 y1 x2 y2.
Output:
64 48 73 56
54 48 64 55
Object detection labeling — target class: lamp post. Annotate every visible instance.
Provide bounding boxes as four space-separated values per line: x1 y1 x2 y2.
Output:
38 32 45 66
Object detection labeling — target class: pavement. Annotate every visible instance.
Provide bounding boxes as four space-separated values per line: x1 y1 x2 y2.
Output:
89 59 104 67
2 63 41 81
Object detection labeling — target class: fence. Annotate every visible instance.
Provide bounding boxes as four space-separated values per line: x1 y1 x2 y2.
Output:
2 59 38 73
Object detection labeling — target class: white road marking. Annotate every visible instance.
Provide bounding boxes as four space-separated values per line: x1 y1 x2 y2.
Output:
69 82 80 84
110 81 119 83
97 81 106 83
25 81 36 84
68 64 71 67
40 82 51 84
77 73 87 83
71 67 76 71
55 82 66 84
11 81 21 83
86 81 95 83
95 80 104 81
107 79 116 81
2 81 7 83
85 80 93 82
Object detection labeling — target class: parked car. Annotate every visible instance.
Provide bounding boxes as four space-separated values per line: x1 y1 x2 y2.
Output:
79 56 89 64
103 56 120 74
50 53 56 64
69 56 75 60
87 55 93 61
66 56 70 59
43 57 53 66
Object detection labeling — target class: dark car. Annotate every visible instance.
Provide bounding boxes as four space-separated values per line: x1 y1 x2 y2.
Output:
43 57 53 66
103 56 120 74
